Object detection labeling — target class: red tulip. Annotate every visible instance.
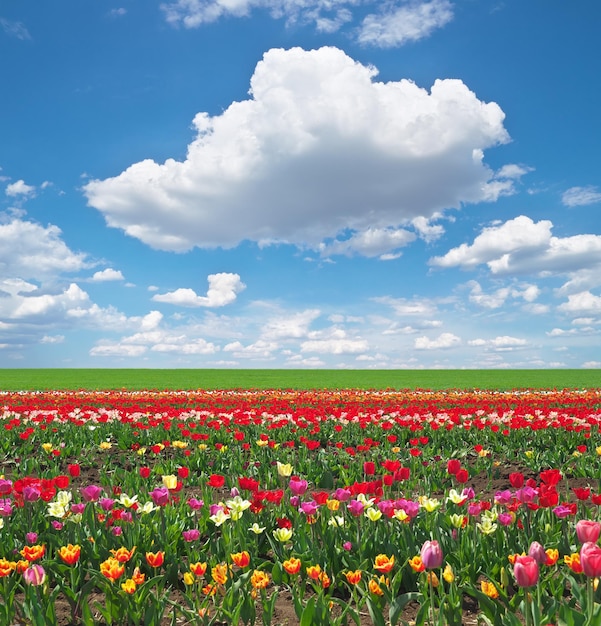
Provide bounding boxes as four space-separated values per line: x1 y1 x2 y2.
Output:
513 555 539 588
581 542 601 577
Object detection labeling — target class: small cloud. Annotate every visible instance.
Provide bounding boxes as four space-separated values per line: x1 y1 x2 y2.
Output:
583 361 601 368
90 344 147 357
92 268 125 282
562 186 601 207
152 273 245 307
0 18 31 40
109 8 127 17
40 335 65 344
5 180 36 198
358 0 454 48
414 332 460 350
467 336 528 350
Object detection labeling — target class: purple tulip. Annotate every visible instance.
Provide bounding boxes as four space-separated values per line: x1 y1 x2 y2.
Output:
150 487 170 507
23 486 41 502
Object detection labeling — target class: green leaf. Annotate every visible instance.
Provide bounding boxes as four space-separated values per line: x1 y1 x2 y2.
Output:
389 591 421 626
365 597 387 626
300 596 316 626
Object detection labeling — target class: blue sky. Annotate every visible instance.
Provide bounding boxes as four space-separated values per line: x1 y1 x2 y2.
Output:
1 1 600 369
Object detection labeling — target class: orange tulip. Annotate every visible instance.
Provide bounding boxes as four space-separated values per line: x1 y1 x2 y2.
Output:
190 562 207 577
0 559 15 577
231 551 250 568
480 580 499 599
20 544 45 562
57 544 81 566
345 570 362 585
100 557 125 582
145 551 164 568
211 563 229 585
368 578 384 596
283 557 301 575
374 554 394 573
408 555 425 573
121 578 136 594
250 569 270 589
132 567 145 585
110 546 136 563
306 564 322 580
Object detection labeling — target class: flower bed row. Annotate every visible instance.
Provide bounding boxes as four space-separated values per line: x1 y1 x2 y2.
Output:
0 388 600 624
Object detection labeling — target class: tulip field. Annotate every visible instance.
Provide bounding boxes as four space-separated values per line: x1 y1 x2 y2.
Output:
1 386 601 625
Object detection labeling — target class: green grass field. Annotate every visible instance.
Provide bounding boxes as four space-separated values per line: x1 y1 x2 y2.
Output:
0 368 599 390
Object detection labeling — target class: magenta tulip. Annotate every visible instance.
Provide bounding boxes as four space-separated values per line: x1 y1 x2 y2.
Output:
513 555 539 588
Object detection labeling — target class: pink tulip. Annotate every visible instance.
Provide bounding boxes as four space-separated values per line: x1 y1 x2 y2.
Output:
528 541 547 565
23 564 46 586
581 542 601 577
289 478 308 496
513 555 539 588
420 540 443 569
576 520 601 544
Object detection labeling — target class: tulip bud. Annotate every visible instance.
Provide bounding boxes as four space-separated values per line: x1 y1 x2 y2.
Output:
527 541 547 565
420 540 443 569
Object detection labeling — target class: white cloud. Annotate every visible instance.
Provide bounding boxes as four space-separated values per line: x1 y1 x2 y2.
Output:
357 0 453 48
583 361 601 369
374 296 438 317
5 180 36 198
152 273 245 307
90 344 148 357
260 309 321 339
40 335 65 344
151 339 218 354
92 268 124 281
467 280 540 309
414 332 460 349
161 0 452 46
468 336 528 349
430 216 551 271
0 18 31 40
562 185 601 207
84 46 509 254
319 227 415 258
223 339 278 359
0 218 90 280
557 291 601 315
301 337 369 354
430 216 601 293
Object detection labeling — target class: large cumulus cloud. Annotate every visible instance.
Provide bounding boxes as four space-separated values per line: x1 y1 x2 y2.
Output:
84 46 510 254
